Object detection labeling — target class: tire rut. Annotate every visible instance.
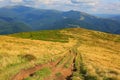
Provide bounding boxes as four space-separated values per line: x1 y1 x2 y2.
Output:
11 49 78 80
44 50 77 80
66 52 77 80
11 53 66 80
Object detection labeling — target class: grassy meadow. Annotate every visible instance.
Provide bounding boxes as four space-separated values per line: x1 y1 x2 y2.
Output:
0 35 74 80
0 28 120 80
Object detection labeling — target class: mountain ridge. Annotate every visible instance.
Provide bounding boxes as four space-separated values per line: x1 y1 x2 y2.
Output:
0 5 120 34
0 17 32 34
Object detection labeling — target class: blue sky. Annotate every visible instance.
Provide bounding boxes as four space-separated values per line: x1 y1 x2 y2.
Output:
0 0 120 14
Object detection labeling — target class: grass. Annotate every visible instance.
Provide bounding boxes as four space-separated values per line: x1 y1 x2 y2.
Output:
24 67 51 80
55 72 62 77
71 50 98 80
9 30 72 43
56 52 70 67
64 55 74 68
0 28 120 80
0 35 73 80
18 54 36 61
103 77 117 80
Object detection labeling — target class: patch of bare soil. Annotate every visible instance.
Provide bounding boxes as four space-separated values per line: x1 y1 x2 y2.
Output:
44 52 76 80
11 57 62 80
11 50 76 80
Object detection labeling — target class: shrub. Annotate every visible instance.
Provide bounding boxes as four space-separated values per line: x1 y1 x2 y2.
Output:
18 54 36 61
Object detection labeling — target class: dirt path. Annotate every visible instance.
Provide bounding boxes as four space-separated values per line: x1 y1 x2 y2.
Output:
11 50 77 80
44 51 76 80
11 56 64 80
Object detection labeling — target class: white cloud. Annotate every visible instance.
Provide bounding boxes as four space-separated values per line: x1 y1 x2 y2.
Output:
11 0 23 3
0 0 4 2
37 0 51 4
71 0 99 4
36 0 71 5
0 0 119 14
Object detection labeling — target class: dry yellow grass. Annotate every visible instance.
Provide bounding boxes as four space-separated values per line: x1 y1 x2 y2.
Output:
61 28 120 80
0 35 75 80
70 29 120 80
78 44 120 79
0 28 120 80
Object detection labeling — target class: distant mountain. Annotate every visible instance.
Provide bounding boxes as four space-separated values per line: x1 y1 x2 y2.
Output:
0 6 63 30
93 14 119 18
0 5 120 34
0 16 32 34
111 15 120 22
94 14 120 22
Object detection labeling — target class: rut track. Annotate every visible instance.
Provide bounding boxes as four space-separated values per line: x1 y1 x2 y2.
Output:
44 50 77 80
11 50 69 80
11 60 57 80
11 48 78 80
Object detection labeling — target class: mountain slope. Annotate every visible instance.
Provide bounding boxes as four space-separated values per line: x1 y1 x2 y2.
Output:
0 16 32 34
111 15 120 22
0 28 120 80
94 14 120 22
0 6 63 30
93 14 119 18
0 6 120 34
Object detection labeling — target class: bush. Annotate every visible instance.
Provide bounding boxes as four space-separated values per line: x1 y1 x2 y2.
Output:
18 54 36 61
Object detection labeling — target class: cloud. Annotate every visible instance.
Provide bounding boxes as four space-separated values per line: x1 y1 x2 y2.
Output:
70 0 99 5
11 0 23 3
0 0 119 14
69 0 100 11
71 0 94 3
0 0 4 2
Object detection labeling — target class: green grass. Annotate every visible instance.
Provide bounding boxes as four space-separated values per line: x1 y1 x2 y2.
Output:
64 56 74 68
35 67 51 77
24 67 51 80
55 72 62 77
9 30 72 42
84 75 97 80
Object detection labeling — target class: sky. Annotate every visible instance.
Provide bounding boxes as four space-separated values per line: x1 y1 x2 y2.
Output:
0 0 120 14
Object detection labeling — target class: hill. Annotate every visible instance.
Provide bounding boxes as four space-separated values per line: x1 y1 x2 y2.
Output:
0 6 120 34
94 14 120 22
93 14 119 18
0 16 32 34
0 28 120 80
111 15 120 22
